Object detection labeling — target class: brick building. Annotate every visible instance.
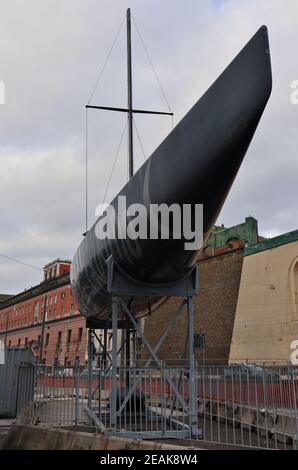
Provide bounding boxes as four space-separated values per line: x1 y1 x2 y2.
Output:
0 259 88 366
1 217 267 367
141 217 260 365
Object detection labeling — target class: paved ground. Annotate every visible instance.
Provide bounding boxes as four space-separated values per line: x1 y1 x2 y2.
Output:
0 419 15 449
15 398 295 450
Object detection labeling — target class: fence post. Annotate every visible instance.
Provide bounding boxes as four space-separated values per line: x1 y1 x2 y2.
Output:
161 360 165 435
290 363 298 450
74 367 80 426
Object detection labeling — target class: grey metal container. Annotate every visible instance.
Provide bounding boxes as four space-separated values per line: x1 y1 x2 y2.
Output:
0 348 36 418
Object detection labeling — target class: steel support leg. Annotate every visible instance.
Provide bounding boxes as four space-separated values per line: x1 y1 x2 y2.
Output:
125 320 131 386
103 326 108 372
119 300 189 414
187 296 198 437
87 328 93 408
110 298 118 433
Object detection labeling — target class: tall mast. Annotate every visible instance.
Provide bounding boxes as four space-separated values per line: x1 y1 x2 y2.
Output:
127 8 133 179
125 9 133 370
85 8 173 179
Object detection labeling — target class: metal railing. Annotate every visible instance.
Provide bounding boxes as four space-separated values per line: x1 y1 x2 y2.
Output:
16 363 298 449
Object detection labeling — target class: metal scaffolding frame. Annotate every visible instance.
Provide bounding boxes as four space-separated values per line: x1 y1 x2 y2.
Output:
85 255 201 439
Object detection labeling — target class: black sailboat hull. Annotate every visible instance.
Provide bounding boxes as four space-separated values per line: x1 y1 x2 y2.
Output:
71 26 272 320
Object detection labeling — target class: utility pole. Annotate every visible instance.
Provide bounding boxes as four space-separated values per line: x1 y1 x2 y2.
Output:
39 295 47 364
4 311 9 347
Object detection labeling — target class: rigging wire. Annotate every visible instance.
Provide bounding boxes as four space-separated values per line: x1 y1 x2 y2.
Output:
87 17 125 105
102 119 128 205
131 13 173 117
0 254 42 271
85 15 125 233
85 107 88 233
133 118 147 162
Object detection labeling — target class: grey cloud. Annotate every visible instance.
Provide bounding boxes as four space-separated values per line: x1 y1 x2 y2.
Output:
0 0 297 293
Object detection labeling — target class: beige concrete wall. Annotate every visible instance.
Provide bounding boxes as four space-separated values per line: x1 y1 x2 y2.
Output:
2 424 192 450
229 240 298 365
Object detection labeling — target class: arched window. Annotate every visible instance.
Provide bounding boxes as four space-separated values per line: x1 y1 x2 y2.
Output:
288 255 298 322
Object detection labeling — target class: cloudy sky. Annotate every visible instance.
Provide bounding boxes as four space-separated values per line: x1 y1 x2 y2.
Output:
0 0 297 293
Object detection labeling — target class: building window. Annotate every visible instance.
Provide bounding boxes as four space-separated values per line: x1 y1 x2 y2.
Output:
18 338 21 347
45 333 49 347
77 328 83 343
8 340 11 347
66 329 72 345
34 302 39 322
25 337 28 347
61 292 65 300
54 295 57 305
57 331 62 349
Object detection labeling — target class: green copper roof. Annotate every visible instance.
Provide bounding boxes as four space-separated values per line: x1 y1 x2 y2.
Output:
245 229 298 256
0 294 12 302
208 216 258 248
